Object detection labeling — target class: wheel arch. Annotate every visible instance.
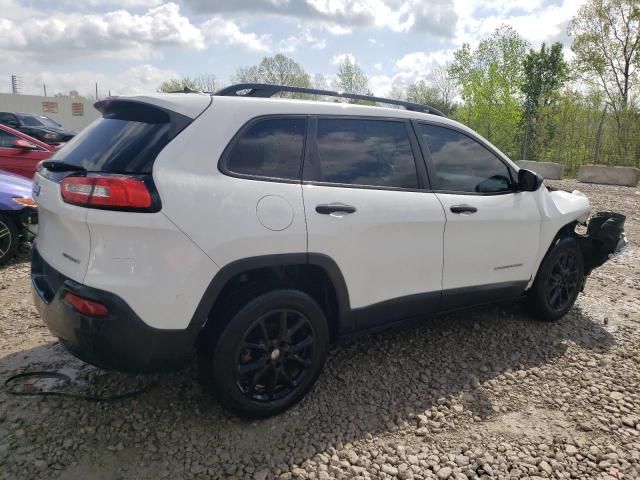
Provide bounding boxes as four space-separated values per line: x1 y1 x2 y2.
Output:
529 220 580 289
190 253 352 342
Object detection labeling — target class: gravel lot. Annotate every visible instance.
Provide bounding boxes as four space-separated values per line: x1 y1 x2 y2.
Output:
1 179 639 480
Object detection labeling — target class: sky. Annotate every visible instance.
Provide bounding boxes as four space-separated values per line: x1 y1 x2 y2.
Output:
0 0 584 98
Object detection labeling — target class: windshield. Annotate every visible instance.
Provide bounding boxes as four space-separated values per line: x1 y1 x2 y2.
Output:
39 116 62 128
17 114 45 127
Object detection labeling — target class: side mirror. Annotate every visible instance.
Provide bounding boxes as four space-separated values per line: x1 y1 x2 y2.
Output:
517 169 543 192
13 139 35 151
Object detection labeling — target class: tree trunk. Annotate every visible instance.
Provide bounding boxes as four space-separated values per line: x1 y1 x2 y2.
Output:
593 105 608 165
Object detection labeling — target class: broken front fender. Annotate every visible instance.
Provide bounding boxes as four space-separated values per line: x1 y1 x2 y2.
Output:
578 212 628 273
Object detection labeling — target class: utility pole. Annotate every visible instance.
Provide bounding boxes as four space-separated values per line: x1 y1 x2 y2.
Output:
10 75 21 94
95 82 98 100
43 84 47 97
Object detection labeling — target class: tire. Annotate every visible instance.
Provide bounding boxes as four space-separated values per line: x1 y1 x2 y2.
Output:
0 214 19 267
527 237 584 321
199 289 329 419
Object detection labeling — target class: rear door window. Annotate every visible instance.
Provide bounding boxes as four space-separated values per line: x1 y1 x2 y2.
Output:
314 118 419 189
50 102 188 173
224 117 306 180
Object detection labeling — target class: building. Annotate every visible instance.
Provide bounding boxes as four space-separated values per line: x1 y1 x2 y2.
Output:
0 93 100 131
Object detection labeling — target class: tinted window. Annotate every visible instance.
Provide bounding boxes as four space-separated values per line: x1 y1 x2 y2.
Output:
226 117 305 180
316 119 418 188
17 114 45 127
0 129 19 148
0 113 17 125
50 102 175 173
420 124 513 193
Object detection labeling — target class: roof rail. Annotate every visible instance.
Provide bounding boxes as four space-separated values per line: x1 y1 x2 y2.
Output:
214 83 446 117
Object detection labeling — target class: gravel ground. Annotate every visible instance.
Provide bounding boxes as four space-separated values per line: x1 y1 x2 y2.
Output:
0 179 639 480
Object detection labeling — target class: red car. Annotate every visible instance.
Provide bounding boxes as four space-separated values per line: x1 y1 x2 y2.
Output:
0 123 55 179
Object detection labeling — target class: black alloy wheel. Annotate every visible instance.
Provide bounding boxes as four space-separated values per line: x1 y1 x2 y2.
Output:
235 309 315 402
527 237 585 322
200 289 329 418
545 251 580 311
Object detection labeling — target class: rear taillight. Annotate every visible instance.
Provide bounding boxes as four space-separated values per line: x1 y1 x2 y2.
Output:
61 175 153 210
64 292 109 317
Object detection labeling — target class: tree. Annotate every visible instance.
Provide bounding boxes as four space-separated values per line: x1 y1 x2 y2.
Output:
234 54 311 88
405 67 456 115
157 77 198 93
449 25 529 158
335 57 369 95
568 0 640 156
520 42 568 159
193 73 218 93
54 90 87 99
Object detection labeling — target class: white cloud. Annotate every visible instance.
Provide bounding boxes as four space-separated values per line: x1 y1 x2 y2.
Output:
374 63 382 71
182 0 458 37
1 64 179 97
201 17 271 52
452 0 580 49
0 3 203 63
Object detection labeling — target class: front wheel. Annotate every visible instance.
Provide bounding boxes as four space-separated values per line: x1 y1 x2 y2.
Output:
0 214 19 267
527 237 584 321
199 290 329 419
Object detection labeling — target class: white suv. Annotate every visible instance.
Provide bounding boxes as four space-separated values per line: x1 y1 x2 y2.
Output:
31 84 627 418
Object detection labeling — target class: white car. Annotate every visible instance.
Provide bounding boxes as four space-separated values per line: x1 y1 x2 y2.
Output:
31 84 627 418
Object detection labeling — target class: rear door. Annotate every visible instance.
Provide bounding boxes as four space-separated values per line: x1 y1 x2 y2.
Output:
302 117 446 331
415 122 541 309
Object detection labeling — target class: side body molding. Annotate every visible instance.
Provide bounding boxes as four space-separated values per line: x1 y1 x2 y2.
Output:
188 253 353 334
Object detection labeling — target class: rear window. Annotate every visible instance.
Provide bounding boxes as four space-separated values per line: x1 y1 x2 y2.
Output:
50 102 185 173
224 117 305 180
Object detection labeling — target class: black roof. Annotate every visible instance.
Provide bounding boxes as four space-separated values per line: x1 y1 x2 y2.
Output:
213 83 446 117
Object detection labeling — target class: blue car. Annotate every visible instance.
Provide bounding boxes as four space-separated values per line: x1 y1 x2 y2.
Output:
0 170 38 266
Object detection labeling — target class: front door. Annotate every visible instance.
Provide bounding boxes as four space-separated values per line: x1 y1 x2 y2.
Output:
302 117 446 331
415 122 541 309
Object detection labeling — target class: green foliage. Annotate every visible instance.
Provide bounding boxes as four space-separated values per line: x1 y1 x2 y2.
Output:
405 67 456 115
520 42 568 159
449 25 528 158
157 77 198 93
568 0 639 159
234 54 311 88
335 57 369 95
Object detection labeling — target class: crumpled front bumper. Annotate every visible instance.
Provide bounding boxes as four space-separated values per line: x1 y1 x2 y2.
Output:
579 212 628 273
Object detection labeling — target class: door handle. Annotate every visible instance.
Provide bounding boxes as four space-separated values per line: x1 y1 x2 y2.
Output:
315 203 357 215
450 204 477 214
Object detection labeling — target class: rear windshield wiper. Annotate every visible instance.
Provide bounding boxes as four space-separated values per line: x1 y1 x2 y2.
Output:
42 161 87 172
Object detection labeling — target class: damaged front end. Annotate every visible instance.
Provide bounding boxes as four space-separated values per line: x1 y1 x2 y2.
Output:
576 212 628 274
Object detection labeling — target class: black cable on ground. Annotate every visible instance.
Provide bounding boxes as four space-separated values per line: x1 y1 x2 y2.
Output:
4 371 157 401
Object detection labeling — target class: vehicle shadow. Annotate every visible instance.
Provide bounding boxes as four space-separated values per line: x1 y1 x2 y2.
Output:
0 302 614 476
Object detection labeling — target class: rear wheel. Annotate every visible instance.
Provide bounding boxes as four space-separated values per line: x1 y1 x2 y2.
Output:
527 237 584 321
0 214 19 267
199 290 329 418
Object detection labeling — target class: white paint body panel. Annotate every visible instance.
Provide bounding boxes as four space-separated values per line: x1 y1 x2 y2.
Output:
302 185 445 308
436 192 541 289
33 93 595 333
32 173 91 281
84 210 218 329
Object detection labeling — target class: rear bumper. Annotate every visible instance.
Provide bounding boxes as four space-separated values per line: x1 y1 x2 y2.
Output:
31 248 200 372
